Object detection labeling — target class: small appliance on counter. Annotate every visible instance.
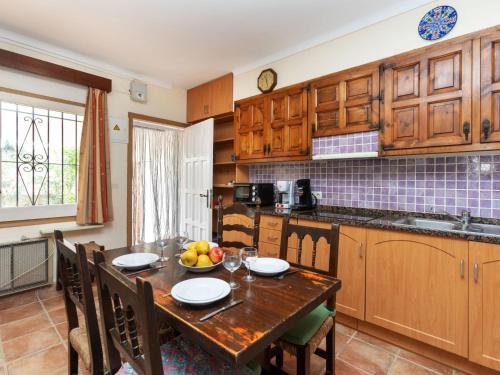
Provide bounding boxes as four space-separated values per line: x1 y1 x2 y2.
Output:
233 183 275 206
275 179 317 211
275 180 295 209
293 178 317 211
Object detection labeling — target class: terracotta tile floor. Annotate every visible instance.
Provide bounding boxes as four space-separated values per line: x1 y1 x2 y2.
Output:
0 285 466 375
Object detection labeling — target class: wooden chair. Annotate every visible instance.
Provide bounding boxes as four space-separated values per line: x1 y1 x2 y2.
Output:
217 195 261 251
93 251 261 375
55 231 104 375
273 218 340 375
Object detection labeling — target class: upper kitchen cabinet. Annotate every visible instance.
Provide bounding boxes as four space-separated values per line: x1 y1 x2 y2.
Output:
480 30 500 143
381 39 473 152
234 85 311 163
234 98 267 160
187 73 233 123
310 66 380 137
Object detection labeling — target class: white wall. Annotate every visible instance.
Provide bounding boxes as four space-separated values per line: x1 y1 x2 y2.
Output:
0 40 186 251
234 0 500 100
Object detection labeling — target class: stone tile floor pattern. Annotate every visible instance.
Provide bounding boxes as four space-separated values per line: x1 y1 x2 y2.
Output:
0 285 468 375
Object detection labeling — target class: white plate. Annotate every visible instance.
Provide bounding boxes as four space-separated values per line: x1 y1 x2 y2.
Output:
251 258 289 276
112 253 160 270
182 241 219 250
171 278 230 306
178 258 222 273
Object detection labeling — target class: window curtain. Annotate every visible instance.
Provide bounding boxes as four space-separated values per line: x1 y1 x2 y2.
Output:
132 125 182 245
76 88 113 224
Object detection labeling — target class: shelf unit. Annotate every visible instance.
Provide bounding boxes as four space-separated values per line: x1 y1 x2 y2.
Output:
212 114 249 236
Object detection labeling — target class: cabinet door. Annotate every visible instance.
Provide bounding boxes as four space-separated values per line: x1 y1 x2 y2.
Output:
234 99 266 160
211 73 233 116
469 242 500 371
366 229 468 356
296 220 366 319
311 68 380 137
480 31 500 143
268 88 309 158
337 225 366 320
382 40 472 150
187 82 211 123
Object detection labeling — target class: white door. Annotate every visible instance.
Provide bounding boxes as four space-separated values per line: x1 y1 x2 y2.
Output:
180 118 213 241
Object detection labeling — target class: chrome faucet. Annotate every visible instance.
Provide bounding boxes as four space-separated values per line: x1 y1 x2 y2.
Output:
460 209 471 226
430 207 471 227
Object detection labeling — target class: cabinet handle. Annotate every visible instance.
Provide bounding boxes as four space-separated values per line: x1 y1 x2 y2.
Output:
358 243 363 258
267 236 278 242
268 222 278 227
483 119 491 140
463 122 470 141
460 259 464 278
474 263 479 283
267 144 271 154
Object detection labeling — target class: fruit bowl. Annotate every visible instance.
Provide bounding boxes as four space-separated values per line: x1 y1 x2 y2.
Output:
178 258 222 273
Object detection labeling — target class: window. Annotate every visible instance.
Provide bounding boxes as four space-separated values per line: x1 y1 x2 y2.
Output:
0 94 84 220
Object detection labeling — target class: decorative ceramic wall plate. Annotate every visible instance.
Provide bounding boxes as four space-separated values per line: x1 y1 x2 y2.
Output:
418 5 457 41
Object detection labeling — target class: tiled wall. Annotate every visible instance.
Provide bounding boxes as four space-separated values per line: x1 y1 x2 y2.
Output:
312 131 378 155
250 134 500 218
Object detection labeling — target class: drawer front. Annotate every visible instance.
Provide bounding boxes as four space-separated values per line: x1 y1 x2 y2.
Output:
260 215 283 230
258 242 280 258
260 228 281 245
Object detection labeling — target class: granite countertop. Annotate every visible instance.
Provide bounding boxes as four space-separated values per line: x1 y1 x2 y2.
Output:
258 205 500 245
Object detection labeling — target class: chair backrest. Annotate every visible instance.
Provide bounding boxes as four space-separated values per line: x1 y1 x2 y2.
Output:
55 230 103 373
217 195 260 250
279 218 340 309
93 251 163 375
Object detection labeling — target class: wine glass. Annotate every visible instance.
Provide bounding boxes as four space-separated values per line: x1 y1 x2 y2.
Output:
223 252 242 289
241 247 258 282
157 239 169 262
175 231 190 257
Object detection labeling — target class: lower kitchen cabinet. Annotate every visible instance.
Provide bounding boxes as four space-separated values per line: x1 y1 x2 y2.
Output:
297 219 366 320
365 229 469 357
469 242 500 371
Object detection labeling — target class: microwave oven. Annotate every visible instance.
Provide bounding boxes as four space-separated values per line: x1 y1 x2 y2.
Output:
233 183 275 206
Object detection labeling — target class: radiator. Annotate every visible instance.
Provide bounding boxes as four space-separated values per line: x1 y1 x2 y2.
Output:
0 238 49 296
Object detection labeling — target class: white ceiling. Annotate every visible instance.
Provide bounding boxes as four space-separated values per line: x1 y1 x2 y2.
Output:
0 0 433 89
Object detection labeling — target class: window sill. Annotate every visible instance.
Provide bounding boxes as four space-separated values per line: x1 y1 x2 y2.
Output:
39 222 104 236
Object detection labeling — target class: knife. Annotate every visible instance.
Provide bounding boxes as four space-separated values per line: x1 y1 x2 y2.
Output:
125 264 168 277
199 299 243 322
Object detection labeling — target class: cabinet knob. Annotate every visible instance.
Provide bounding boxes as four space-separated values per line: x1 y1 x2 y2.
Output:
483 119 491 140
463 122 470 141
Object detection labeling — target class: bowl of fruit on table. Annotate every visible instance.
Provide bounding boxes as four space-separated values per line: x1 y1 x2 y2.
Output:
179 240 224 273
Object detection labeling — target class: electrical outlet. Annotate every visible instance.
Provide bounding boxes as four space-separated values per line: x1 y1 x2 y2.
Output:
312 191 322 199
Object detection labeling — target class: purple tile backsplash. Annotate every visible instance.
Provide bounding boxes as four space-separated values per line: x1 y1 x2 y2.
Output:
312 131 378 155
250 152 500 219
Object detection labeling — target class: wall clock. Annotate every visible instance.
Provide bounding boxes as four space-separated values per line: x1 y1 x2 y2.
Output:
418 5 457 41
257 68 277 94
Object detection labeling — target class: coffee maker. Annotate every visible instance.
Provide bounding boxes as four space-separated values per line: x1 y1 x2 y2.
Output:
293 178 316 210
275 180 295 209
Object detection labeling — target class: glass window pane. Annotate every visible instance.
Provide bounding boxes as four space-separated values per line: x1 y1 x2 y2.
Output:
48 164 62 205
63 112 76 120
17 165 33 206
34 165 48 206
63 119 77 165
63 165 77 204
34 108 48 116
49 110 62 119
17 105 32 115
49 117 62 163
1 109 17 162
0 162 17 207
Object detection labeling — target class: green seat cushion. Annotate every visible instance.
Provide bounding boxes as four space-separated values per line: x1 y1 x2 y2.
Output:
281 305 336 346
245 360 262 375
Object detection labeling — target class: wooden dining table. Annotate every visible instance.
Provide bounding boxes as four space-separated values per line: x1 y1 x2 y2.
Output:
87 240 341 369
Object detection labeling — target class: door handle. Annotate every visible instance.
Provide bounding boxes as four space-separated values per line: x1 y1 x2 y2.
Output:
474 263 479 283
199 190 209 208
460 259 464 278
358 243 363 258
463 122 470 141
483 119 491 140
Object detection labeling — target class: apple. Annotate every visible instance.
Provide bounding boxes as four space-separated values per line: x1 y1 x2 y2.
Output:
209 246 224 264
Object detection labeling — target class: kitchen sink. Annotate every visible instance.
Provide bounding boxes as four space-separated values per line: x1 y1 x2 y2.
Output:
391 217 500 236
391 217 462 231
